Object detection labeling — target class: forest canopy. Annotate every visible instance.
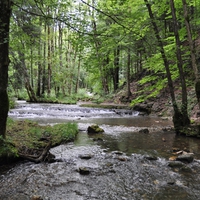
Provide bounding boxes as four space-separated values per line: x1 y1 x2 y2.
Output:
8 0 200 100
1 0 200 138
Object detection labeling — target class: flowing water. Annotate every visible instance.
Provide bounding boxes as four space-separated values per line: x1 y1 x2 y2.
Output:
1 101 200 200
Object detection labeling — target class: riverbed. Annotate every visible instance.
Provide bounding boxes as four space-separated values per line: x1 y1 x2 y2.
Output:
1 101 200 200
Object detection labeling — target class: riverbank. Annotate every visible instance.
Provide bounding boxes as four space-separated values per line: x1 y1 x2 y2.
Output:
0 119 78 165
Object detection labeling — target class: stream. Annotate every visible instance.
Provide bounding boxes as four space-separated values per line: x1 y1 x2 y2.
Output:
1 101 200 200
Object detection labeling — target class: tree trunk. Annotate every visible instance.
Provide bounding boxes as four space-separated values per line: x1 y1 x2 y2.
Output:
30 44 34 88
169 0 190 126
113 46 120 91
102 56 110 94
47 25 51 97
42 24 47 95
182 0 200 108
0 1 12 138
127 47 131 97
36 19 42 97
75 55 81 94
18 49 37 102
36 44 42 97
144 0 187 133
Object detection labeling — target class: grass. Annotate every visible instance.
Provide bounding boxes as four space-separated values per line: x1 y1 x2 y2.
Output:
0 118 78 160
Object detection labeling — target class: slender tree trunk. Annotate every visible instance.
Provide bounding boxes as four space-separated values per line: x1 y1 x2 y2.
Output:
36 43 42 97
0 1 12 138
18 49 37 102
144 0 176 104
47 25 51 97
75 55 81 93
170 0 190 126
57 22 63 95
102 56 110 94
90 1 109 94
30 44 34 88
42 24 47 95
144 0 188 133
113 46 120 91
182 0 200 108
37 19 42 97
127 47 131 97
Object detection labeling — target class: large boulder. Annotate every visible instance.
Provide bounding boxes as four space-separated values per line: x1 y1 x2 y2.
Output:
87 124 104 134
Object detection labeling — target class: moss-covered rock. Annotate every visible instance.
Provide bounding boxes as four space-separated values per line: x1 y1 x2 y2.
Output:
87 124 104 134
178 125 200 137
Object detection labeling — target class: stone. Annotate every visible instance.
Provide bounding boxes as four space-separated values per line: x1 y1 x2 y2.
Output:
169 156 177 161
168 161 185 168
139 128 149 134
78 167 90 175
176 153 194 163
87 124 104 134
117 156 127 161
144 155 158 161
79 154 93 159
133 103 151 114
93 137 103 142
112 151 123 155
31 196 43 200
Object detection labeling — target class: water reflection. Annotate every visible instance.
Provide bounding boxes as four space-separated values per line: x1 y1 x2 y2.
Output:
75 130 200 160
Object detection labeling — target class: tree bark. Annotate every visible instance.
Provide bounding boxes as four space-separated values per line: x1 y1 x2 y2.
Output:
127 47 131 97
113 46 120 91
47 24 51 97
36 18 42 97
169 0 190 126
182 0 200 108
42 24 47 95
144 0 177 105
0 1 12 138
144 0 188 133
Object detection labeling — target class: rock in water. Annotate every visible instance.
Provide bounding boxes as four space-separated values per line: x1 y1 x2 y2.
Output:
176 153 194 163
139 128 149 134
79 154 93 159
78 167 90 175
87 124 104 134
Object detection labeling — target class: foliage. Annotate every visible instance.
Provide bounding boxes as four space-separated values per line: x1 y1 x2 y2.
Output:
0 135 18 159
8 96 16 109
3 0 200 133
46 123 78 144
130 95 146 107
8 0 200 100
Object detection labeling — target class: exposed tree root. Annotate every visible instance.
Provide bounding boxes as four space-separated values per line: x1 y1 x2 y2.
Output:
18 141 55 163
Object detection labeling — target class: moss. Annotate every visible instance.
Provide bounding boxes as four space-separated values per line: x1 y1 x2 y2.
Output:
80 103 129 109
178 125 200 137
0 118 78 161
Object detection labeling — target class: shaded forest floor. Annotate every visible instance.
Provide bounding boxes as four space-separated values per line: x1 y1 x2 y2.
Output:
101 78 200 123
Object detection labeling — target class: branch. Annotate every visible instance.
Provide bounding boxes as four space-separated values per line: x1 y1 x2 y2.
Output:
80 0 131 31
12 2 111 37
